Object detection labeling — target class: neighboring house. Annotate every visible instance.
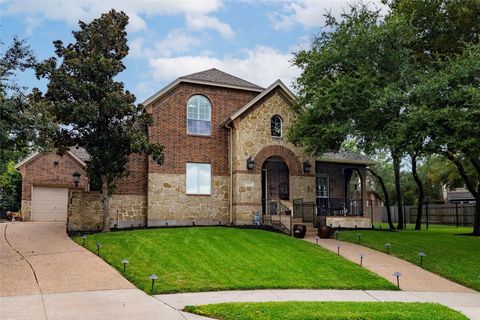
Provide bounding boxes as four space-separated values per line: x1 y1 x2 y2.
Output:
443 187 476 204
16 68 377 231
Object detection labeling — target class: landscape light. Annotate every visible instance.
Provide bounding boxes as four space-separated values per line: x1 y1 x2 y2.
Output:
121 259 129 273
96 242 101 256
358 253 365 267
149 274 158 292
393 271 402 288
418 252 427 266
81 235 87 247
315 235 320 245
337 243 341 255
385 242 391 254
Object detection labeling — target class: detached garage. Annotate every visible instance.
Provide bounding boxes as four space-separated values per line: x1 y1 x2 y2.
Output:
31 187 68 221
15 148 90 222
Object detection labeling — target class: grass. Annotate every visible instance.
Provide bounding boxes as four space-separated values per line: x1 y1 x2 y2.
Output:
184 301 468 320
73 227 395 294
340 224 480 291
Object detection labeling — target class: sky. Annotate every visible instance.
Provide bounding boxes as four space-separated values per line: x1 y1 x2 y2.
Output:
1 0 384 103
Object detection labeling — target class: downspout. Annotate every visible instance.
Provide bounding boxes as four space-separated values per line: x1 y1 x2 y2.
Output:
225 122 234 225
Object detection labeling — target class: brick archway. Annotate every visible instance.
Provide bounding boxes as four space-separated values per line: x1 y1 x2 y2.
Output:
253 145 302 175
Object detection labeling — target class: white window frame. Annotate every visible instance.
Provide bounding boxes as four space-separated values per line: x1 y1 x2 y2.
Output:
186 163 212 195
271 115 282 138
187 95 212 136
316 173 329 198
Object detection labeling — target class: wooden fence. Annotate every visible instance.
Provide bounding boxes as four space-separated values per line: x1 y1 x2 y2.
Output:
376 203 476 226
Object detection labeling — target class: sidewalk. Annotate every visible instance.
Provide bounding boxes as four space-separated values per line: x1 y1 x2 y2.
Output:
304 236 476 293
155 289 480 320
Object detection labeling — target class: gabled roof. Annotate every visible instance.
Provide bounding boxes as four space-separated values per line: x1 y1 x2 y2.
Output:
318 152 377 166
14 148 88 169
141 68 264 107
223 79 296 126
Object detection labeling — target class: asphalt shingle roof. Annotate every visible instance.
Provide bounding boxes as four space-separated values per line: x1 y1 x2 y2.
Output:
180 68 264 90
319 151 377 165
70 147 90 162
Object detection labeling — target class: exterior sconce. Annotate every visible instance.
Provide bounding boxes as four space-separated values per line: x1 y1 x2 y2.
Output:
72 171 81 187
246 157 255 170
303 160 312 174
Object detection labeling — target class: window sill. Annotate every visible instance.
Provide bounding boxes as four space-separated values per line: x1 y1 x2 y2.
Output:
272 136 283 139
186 193 212 197
187 133 212 138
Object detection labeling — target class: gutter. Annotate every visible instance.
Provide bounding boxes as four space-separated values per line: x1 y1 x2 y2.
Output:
225 123 234 225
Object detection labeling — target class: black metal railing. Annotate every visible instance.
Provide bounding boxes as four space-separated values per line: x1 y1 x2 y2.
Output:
267 200 291 216
317 198 363 217
264 200 292 235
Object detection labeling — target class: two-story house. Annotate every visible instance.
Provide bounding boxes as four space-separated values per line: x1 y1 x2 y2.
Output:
16 69 375 232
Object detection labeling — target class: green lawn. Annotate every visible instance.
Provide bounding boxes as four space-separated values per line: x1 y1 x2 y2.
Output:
340 225 480 291
185 301 467 320
73 227 395 294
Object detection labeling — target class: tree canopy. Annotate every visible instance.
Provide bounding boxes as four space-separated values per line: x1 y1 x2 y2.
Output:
36 10 164 231
289 0 480 235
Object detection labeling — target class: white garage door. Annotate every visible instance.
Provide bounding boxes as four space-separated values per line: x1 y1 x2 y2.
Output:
32 187 68 221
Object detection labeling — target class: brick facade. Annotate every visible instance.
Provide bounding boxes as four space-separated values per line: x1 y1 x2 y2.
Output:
18 152 88 201
16 71 372 230
147 83 257 176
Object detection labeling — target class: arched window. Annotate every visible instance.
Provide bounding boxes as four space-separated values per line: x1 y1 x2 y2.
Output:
271 115 282 137
187 95 211 135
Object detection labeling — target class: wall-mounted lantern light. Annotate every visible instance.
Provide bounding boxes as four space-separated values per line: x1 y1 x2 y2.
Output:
303 160 312 174
72 171 81 187
246 157 255 170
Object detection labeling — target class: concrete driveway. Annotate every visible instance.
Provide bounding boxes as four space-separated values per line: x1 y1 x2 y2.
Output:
0 222 185 320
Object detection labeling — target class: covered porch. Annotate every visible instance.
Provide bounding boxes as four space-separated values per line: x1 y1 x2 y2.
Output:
293 155 376 229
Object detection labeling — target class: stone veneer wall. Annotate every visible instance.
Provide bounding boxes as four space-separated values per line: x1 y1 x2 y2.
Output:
20 200 32 221
148 173 229 226
68 191 147 231
231 89 316 224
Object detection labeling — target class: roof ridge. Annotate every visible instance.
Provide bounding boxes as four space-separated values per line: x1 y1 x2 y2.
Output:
180 68 263 90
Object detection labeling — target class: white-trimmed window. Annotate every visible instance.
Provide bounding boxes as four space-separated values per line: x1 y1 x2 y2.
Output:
187 95 211 135
271 115 282 137
186 163 211 195
316 174 329 198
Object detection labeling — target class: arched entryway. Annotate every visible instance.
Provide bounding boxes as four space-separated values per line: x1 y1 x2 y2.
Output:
261 156 290 215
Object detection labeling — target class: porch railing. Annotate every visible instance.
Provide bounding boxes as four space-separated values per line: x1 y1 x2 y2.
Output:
263 200 292 235
317 198 363 217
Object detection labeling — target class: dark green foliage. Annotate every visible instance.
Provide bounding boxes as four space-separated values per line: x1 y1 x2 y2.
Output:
0 38 53 174
0 162 22 211
36 10 164 230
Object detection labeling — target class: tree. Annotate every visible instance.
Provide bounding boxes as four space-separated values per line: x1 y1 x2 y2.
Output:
36 10 164 231
0 38 50 173
0 162 22 211
411 43 480 235
289 5 419 230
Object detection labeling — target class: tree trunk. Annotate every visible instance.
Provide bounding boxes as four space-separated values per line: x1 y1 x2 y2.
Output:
474 195 480 236
101 175 110 232
392 151 404 230
444 153 479 236
368 168 395 230
469 159 480 236
410 153 424 230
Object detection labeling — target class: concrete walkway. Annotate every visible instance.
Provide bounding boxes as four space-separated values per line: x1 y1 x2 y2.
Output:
155 289 480 320
0 222 185 320
305 236 476 293
2 222 478 319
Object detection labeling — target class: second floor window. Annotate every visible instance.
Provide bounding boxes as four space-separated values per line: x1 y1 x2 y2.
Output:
271 115 282 137
187 95 211 135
